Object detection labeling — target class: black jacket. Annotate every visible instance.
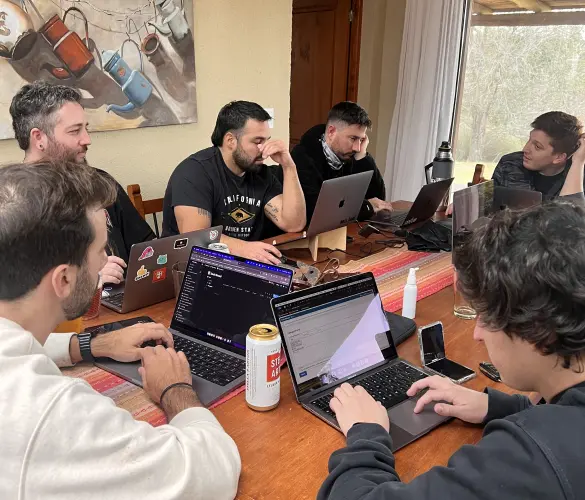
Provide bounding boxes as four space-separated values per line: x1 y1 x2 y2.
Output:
97 170 155 263
318 383 585 500
290 124 386 222
492 151 585 200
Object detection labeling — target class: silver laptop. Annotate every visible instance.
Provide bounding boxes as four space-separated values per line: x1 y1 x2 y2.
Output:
306 171 374 236
102 227 222 313
370 178 454 228
271 273 450 451
96 246 293 406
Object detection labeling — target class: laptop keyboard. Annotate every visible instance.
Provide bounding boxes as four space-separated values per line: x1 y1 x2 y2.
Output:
375 210 408 226
172 335 245 386
103 292 124 308
310 361 428 418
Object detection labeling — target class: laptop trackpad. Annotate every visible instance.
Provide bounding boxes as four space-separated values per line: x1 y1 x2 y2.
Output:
389 399 446 436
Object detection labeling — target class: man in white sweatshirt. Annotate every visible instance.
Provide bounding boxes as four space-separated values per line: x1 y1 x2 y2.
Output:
0 161 241 499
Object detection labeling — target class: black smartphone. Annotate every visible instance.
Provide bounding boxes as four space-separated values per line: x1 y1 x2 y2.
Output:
418 321 476 383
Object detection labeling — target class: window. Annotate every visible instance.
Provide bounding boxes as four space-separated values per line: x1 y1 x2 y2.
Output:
453 1 585 187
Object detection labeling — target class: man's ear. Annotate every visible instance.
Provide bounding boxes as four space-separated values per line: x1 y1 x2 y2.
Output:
224 131 238 151
50 264 75 301
553 152 568 165
326 124 336 141
30 128 48 152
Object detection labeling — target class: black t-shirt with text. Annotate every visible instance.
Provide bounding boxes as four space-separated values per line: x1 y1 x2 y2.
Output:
162 147 283 240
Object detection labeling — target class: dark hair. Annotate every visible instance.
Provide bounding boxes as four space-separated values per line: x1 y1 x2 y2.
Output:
210 101 271 147
0 161 117 301
326 101 372 129
10 80 82 151
454 201 585 370
531 111 583 156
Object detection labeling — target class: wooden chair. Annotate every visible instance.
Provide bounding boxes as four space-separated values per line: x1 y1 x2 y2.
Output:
127 184 164 238
468 164 486 186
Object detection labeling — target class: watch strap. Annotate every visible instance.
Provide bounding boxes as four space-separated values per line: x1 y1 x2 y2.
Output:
77 332 94 363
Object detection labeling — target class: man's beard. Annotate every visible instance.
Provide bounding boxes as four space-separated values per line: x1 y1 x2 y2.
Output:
233 143 263 173
45 139 87 164
62 264 99 320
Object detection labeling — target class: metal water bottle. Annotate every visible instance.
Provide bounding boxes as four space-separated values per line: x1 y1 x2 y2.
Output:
425 141 455 212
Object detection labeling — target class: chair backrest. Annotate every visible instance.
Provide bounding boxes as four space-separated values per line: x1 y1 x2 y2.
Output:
127 184 164 237
468 164 486 187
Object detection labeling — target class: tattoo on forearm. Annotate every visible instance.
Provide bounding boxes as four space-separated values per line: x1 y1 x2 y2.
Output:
265 202 280 222
197 207 211 219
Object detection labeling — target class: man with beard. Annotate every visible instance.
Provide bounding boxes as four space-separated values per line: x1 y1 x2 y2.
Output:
290 101 391 223
9 81 155 285
162 101 306 265
0 161 240 499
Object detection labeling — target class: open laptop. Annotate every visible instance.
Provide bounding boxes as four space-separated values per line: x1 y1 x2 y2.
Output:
307 171 373 236
370 178 454 228
95 245 293 406
271 273 450 451
493 185 542 211
102 227 222 313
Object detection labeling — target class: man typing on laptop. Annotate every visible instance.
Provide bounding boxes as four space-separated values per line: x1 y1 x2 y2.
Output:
317 200 585 500
0 161 240 499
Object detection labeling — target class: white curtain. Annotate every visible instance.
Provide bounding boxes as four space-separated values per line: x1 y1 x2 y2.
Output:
384 0 470 202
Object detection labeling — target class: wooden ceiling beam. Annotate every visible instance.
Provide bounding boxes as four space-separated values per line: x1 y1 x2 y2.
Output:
473 1 494 14
507 0 552 12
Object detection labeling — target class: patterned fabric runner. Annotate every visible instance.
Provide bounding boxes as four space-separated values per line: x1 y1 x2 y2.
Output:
63 363 248 426
338 248 454 312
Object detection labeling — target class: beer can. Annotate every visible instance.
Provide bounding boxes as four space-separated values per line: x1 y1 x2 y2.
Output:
246 324 281 411
208 242 230 253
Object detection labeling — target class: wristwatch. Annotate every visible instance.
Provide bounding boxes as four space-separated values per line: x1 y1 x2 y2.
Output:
77 332 95 363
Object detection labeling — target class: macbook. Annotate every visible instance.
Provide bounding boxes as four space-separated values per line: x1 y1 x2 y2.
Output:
307 171 374 236
102 227 222 313
271 273 450 450
96 246 293 406
370 178 454 228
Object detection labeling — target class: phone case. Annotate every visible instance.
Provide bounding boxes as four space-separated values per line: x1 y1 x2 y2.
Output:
418 321 476 384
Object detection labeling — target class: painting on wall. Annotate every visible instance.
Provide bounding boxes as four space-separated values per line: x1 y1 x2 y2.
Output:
0 0 197 140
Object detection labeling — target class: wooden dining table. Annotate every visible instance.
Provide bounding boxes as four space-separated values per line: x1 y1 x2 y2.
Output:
81 206 518 500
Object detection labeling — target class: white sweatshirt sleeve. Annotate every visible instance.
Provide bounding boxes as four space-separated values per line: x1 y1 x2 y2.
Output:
21 379 241 499
43 332 76 367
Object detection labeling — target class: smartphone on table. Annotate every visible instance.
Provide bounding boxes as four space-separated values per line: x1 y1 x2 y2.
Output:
418 321 476 384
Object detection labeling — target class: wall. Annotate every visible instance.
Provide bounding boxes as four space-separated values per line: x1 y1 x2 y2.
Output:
358 0 406 174
0 0 293 200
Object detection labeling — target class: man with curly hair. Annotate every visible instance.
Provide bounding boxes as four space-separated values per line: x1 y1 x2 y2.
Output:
317 196 585 499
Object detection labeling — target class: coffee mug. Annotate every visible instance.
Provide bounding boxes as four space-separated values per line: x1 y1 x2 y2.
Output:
39 7 94 79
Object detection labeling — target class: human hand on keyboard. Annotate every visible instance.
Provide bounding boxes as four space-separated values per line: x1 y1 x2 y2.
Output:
139 345 195 408
329 383 390 437
91 322 174 362
407 375 488 424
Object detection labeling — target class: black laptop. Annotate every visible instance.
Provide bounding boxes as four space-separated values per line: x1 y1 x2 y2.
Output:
271 273 450 451
94 246 293 406
370 178 454 228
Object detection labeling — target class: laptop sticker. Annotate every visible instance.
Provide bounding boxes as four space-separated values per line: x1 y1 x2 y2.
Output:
209 229 219 240
135 265 150 281
157 254 168 265
138 246 154 261
152 268 167 283
173 238 188 250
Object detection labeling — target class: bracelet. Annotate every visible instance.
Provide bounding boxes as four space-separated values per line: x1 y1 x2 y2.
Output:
160 382 194 406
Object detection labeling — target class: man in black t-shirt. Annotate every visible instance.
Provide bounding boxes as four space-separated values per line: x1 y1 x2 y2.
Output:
163 101 306 264
491 111 584 199
10 81 155 285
